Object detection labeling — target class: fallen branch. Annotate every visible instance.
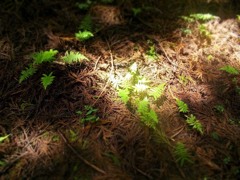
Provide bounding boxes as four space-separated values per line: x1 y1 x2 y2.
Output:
58 130 106 175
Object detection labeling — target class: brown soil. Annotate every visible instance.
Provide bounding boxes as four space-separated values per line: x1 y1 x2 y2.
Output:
0 0 240 179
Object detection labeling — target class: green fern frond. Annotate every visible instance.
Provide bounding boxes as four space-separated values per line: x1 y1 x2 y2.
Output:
133 81 149 93
176 99 189 113
118 88 130 104
76 0 92 10
190 13 216 21
220 65 239 75
120 73 134 90
79 14 93 31
19 64 37 83
149 83 165 100
186 114 203 134
41 72 55 90
75 30 94 41
174 142 193 167
137 98 149 114
32 49 58 65
61 51 88 64
145 109 158 128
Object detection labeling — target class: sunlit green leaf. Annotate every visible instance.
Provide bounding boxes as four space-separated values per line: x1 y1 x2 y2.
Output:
41 72 55 90
186 114 203 134
149 83 165 100
75 30 94 41
0 134 10 143
190 13 216 21
220 65 239 75
118 88 130 104
32 49 58 65
176 99 189 113
62 51 88 64
19 64 37 83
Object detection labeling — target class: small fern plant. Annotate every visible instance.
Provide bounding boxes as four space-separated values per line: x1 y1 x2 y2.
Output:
118 63 165 104
41 72 55 90
176 99 189 113
176 99 204 134
79 14 93 31
19 49 89 90
186 114 203 134
19 49 58 84
137 98 159 129
76 105 99 124
174 142 193 167
61 51 88 64
75 30 94 41
117 63 165 129
19 64 37 83
220 65 239 75
75 14 94 41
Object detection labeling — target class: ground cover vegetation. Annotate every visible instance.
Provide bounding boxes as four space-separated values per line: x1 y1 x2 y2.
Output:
0 0 240 179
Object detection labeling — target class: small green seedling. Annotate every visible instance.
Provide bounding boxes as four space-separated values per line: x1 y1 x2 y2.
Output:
19 49 58 90
0 160 6 166
223 156 231 165
211 132 220 141
178 75 189 85
69 129 78 142
0 134 10 143
75 30 94 41
52 135 60 142
190 13 216 21
146 41 158 61
207 54 213 61
198 24 211 38
181 13 216 23
176 99 189 113
77 105 99 123
186 114 203 134
41 72 55 90
61 51 88 64
32 49 58 65
181 28 192 35
132 8 142 16
220 65 239 75
237 15 240 21
19 64 37 83
214 104 225 113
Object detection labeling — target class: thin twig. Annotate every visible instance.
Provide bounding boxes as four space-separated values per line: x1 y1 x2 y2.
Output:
170 126 185 140
93 56 101 71
134 166 153 179
159 43 187 71
92 52 114 106
58 130 106 175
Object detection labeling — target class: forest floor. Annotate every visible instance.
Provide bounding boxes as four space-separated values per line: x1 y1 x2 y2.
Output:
0 0 240 179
